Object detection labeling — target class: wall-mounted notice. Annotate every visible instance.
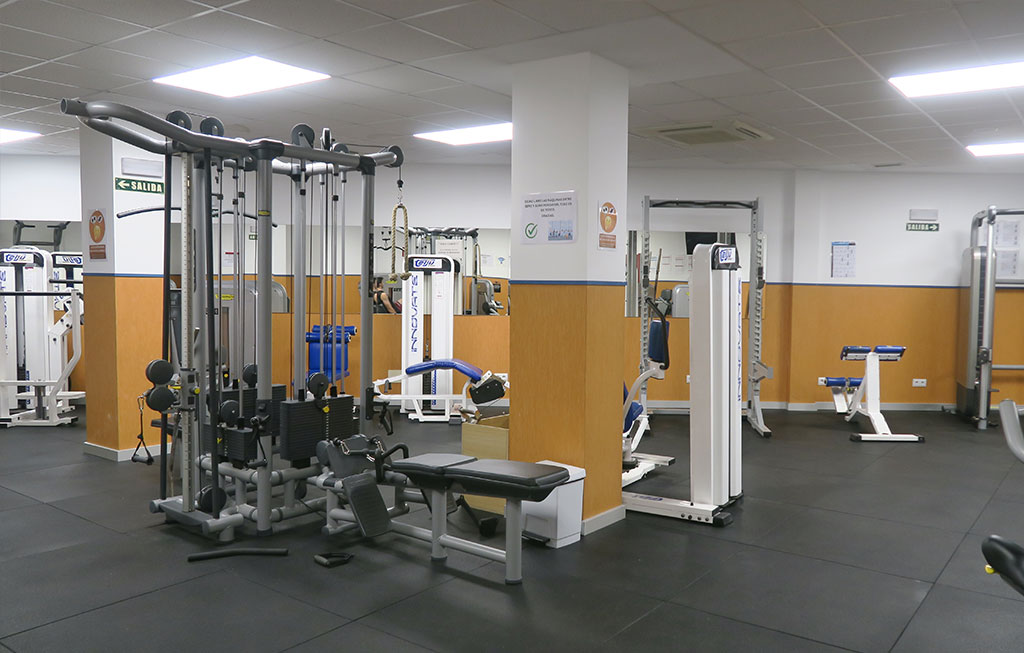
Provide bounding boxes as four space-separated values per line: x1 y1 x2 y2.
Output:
998 249 1020 278
521 190 577 245
995 219 1022 248
598 201 617 250
831 241 856 278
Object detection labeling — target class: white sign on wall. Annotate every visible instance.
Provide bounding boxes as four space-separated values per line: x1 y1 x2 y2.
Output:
831 241 856 279
521 190 577 245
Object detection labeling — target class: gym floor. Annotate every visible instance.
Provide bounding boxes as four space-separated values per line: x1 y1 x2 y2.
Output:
1 409 1023 652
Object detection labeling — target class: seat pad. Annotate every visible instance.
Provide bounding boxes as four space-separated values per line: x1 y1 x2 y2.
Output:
445 460 570 502
405 358 484 382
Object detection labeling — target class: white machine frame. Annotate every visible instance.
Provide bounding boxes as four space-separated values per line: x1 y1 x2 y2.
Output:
624 243 742 525
0 246 84 426
837 346 923 443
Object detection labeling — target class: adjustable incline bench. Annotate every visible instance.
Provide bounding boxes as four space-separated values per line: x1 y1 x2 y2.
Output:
315 438 569 584
825 346 923 442
373 357 507 423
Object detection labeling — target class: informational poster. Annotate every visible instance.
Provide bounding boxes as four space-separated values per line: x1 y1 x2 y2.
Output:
830 241 856 279
996 219 1022 248
433 237 465 266
85 207 114 273
521 190 577 245
598 201 617 250
997 249 1020 278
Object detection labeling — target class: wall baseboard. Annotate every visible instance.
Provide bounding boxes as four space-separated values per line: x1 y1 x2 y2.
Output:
581 504 625 536
83 440 171 463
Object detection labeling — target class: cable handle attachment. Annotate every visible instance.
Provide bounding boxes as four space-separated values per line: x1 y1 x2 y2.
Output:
389 173 411 282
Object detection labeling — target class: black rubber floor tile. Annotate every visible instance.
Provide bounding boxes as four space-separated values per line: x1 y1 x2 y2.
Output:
969 498 1024 541
673 547 929 652
758 506 963 581
286 622 434 652
810 475 993 532
3 571 346 653
993 464 1024 504
0 431 90 475
621 497 804 546
0 534 217 638
935 533 1024 602
892 584 1024 652
856 453 1008 495
0 460 156 503
743 440 884 476
605 602 847 652
514 517 752 600
361 563 661 653
49 488 166 533
0 486 36 513
740 463 848 506
0 504 116 564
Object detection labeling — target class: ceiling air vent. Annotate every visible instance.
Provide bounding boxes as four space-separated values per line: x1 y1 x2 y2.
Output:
646 120 773 146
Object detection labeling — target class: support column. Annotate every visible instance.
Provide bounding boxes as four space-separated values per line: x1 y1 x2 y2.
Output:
78 126 169 460
509 53 628 529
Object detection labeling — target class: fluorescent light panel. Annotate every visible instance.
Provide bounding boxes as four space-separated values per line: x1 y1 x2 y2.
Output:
0 128 42 144
967 142 1024 157
414 122 512 145
890 60 1024 98
153 56 329 98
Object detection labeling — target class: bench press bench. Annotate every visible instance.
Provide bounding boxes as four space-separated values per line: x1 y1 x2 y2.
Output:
316 441 569 584
824 345 923 443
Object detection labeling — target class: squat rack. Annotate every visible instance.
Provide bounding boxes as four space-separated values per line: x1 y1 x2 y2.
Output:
62 99 402 539
637 196 772 438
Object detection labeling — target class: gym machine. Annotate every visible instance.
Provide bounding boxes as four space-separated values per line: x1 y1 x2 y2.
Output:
623 243 743 526
0 246 84 426
956 206 1024 429
62 98 402 540
982 399 1024 596
631 196 772 438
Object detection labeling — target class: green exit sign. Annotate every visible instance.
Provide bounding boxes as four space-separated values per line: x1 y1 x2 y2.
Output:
906 222 939 232
115 177 164 194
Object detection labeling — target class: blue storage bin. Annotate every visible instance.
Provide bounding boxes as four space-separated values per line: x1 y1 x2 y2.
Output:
306 325 356 382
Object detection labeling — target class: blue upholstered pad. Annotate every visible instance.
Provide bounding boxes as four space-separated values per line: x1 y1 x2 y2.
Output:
405 358 484 382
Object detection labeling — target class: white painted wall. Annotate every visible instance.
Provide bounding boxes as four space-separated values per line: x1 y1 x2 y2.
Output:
9 150 1024 288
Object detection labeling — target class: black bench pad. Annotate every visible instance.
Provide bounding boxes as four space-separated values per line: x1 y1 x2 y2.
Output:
446 460 569 502
390 453 476 489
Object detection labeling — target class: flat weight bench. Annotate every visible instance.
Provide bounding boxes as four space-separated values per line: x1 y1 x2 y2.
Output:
373 357 508 423
322 451 569 584
826 346 923 443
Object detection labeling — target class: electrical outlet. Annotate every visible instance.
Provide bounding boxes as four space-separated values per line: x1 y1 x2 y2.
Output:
818 377 827 386
913 378 927 388
686 375 691 384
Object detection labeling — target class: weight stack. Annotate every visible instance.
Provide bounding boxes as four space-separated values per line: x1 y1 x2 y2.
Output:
279 395 355 461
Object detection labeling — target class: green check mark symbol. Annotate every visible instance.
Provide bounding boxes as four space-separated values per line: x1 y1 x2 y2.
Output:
525 222 538 239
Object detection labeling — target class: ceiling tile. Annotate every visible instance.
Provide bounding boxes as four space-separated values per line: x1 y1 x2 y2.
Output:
670 0 817 43
262 40 391 78
0 51 44 75
327 21 467 62
628 82 702 106
50 0 209 27
404 1 554 49
2 107 81 128
0 90 59 110
645 0 719 11
863 42 987 77
720 90 814 113
797 0 952 25
928 102 1020 126
650 99 737 122
286 76 386 104
0 25 88 60
349 90 455 118
958 0 1024 39
944 120 1024 142
850 114 936 131
15 62 138 90
229 0 388 39
492 0 657 32
825 142 906 162
64 47 186 79
908 89 1012 112
0 0 142 45
866 125 948 141
723 29 849 69
781 120 859 137
0 115 69 134
414 109 497 127
827 98 920 119
801 81 905 105
110 30 245 67
162 12 312 54
343 0 469 20
413 84 512 117
750 106 838 125
806 132 881 147
629 106 672 129
767 58 879 88
345 64 461 93
976 34 1024 65
829 9 970 55
677 70 784 97
411 52 512 94
0 75 92 100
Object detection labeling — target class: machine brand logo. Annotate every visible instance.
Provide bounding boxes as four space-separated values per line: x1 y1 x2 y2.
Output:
411 258 442 270
88 210 106 243
55 255 83 265
718 248 736 264
2 253 29 264
409 275 420 353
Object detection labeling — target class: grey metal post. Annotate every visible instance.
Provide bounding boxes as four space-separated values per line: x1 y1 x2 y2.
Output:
505 499 523 584
746 199 772 437
291 166 307 399
360 160 376 420
625 230 638 317
430 489 447 560
339 172 346 393
254 153 275 534
231 163 242 382
979 206 997 429
180 153 195 510
640 196 651 379
13 265 25 388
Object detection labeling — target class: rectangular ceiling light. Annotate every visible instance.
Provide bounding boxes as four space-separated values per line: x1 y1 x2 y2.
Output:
890 61 1024 98
414 122 512 145
153 56 329 98
967 142 1024 157
0 128 42 144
